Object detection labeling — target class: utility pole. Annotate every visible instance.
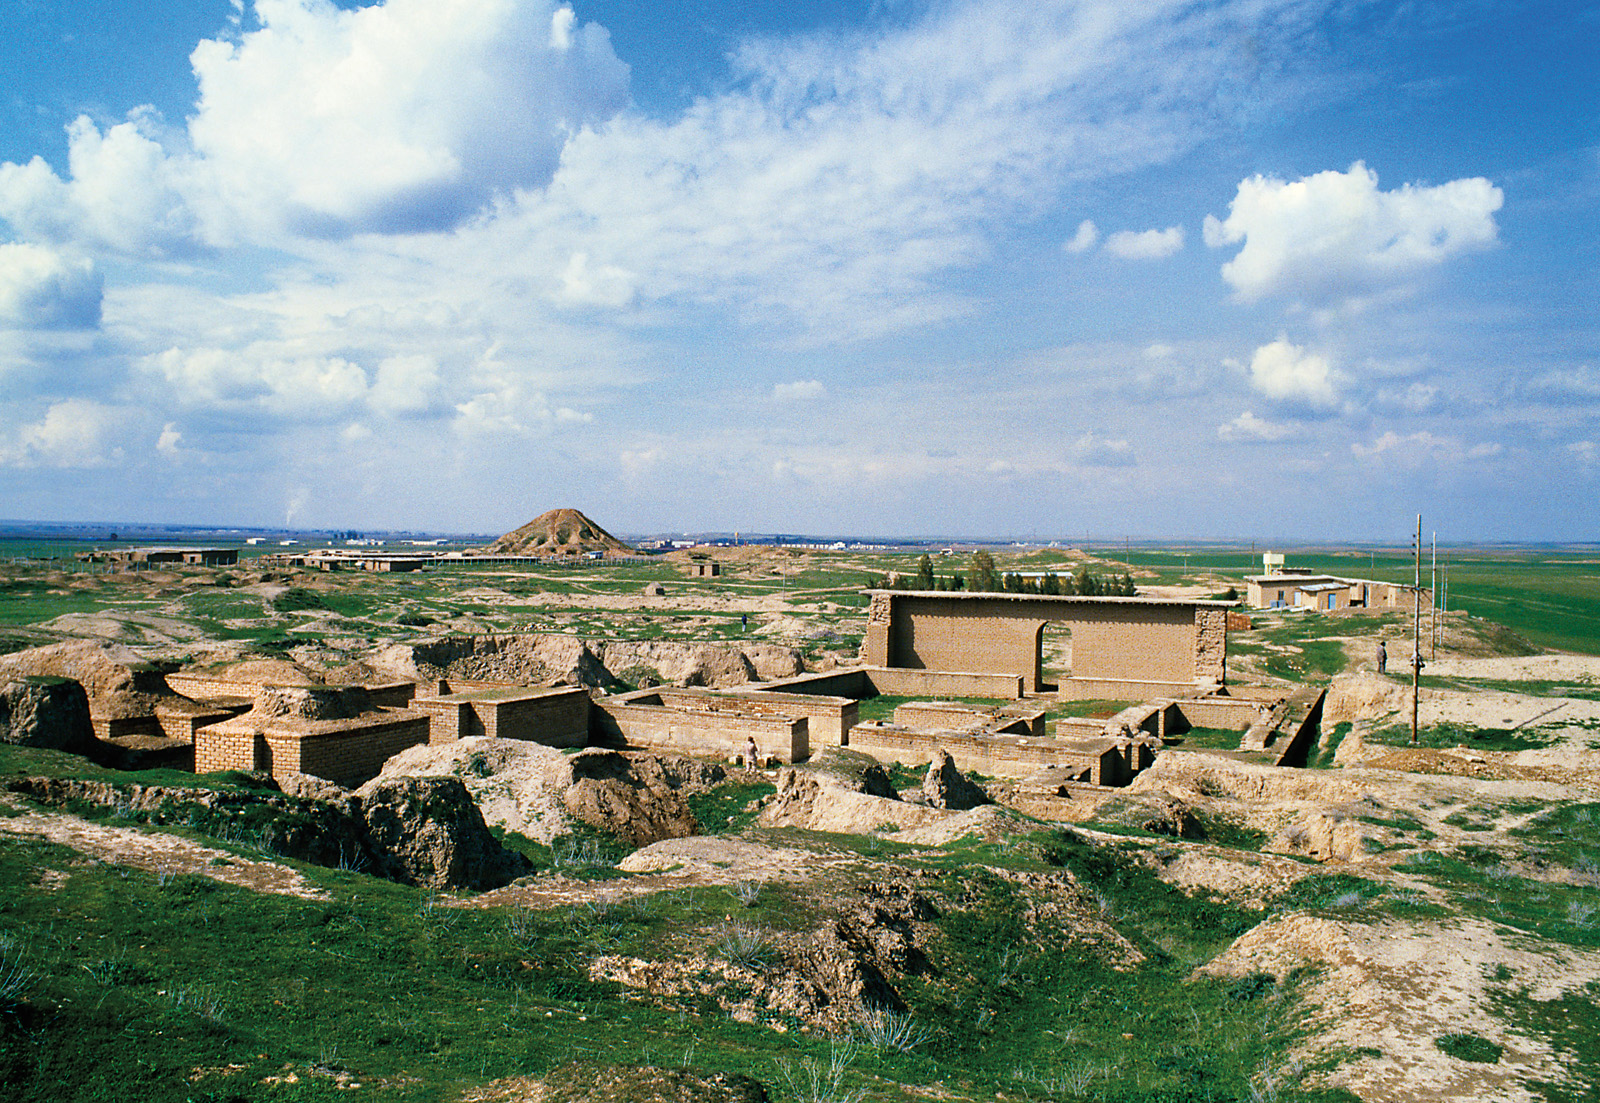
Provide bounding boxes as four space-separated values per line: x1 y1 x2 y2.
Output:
1412 513 1423 745
1430 531 1438 659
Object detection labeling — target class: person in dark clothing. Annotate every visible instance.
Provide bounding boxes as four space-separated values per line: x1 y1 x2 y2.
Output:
1377 641 1388 674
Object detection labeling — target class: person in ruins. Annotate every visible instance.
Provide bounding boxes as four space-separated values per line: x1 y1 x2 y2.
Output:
1377 640 1388 674
744 736 760 770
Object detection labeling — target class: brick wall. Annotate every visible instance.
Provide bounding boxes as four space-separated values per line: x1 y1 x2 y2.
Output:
413 687 588 747
593 693 808 762
863 592 1232 691
845 722 1124 782
194 710 429 786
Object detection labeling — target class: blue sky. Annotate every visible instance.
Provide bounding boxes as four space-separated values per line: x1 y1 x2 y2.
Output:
0 0 1595 541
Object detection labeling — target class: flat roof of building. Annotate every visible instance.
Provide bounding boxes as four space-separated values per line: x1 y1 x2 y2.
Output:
866 590 1238 607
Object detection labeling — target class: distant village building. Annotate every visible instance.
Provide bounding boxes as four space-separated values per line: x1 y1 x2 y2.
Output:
1244 553 1427 611
79 546 238 570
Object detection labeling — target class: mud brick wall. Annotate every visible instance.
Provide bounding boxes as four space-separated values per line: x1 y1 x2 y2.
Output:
481 689 588 746
195 711 429 786
845 723 1123 782
289 715 431 787
665 688 859 747
412 698 473 744
593 694 809 762
194 726 268 774
167 674 311 700
864 592 1231 692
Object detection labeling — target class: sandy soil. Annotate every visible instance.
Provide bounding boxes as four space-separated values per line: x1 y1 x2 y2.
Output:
0 797 328 900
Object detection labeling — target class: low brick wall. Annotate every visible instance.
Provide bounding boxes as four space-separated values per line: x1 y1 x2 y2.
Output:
892 701 1047 740
593 691 808 762
845 722 1124 782
155 701 244 742
413 686 588 747
680 687 858 746
195 710 429 787
757 666 1025 701
1166 696 1268 731
1056 677 1217 702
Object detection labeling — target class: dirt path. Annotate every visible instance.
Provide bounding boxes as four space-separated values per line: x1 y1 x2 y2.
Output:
0 799 329 900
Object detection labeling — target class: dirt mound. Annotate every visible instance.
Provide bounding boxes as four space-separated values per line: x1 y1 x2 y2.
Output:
486 508 634 557
917 749 991 810
558 748 710 847
355 774 531 890
252 684 371 721
0 678 95 752
1324 670 1409 725
1199 914 1597 1101
372 737 579 843
0 639 186 721
373 634 805 691
759 767 955 835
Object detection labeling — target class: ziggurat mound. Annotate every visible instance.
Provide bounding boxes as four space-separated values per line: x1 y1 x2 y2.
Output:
485 508 634 557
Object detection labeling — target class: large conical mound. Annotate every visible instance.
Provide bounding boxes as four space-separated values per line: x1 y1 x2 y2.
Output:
485 508 634 557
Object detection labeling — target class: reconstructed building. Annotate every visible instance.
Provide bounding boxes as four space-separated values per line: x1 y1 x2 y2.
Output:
410 684 588 746
194 685 429 787
862 590 1233 698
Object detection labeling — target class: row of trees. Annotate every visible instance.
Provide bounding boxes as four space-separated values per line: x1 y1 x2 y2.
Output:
867 553 1137 596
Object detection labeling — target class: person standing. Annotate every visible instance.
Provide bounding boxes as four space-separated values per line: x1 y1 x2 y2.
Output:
1377 640 1388 675
744 736 760 770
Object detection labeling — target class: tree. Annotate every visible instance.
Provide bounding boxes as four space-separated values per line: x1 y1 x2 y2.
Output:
1072 566 1100 596
969 550 1000 592
1003 572 1022 593
915 553 936 591
1042 572 1061 596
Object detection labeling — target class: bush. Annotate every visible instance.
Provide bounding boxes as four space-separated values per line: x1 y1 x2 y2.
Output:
1435 1032 1502 1063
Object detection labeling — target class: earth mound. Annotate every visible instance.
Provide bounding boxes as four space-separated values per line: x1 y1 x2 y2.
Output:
485 507 634 557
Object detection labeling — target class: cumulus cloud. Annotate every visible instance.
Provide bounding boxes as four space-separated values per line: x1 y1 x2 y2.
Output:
0 242 102 329
369 355 442 416
1217 410 1294 442
1204 162 1502 303
1104 225 1184 259
156 422 183 456
145 346 368 415
1071 432 1134 467
0 109 198 255
1351 430 1501 463
1246 337 1339 406
0 0 629 247
557 251 636 308
773 380 826 401
0 399 121 467
1064 219 1098 254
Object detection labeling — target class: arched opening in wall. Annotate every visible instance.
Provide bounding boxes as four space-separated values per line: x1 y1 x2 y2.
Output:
1038 622 1073 692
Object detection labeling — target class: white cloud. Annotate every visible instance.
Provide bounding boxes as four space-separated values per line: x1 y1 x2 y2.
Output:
1351 430 1501 463
557 251 636 308
1217 410 1294 442
145 345 368 415
1071 432 1134 467
1064 219 1098 254
0 110 198 255
370 354 442 416
1570 441 1598 466
1374 382 1438 413
0 0 629 247
1 399 121 467
773 380 826 401
156 422 183 456
1204 162 1502 303
0 242 102 329
1246 337 1338 406
1104 225 1184 259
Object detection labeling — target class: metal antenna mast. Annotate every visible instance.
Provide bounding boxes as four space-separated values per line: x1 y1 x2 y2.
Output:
1412 513 1422 745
